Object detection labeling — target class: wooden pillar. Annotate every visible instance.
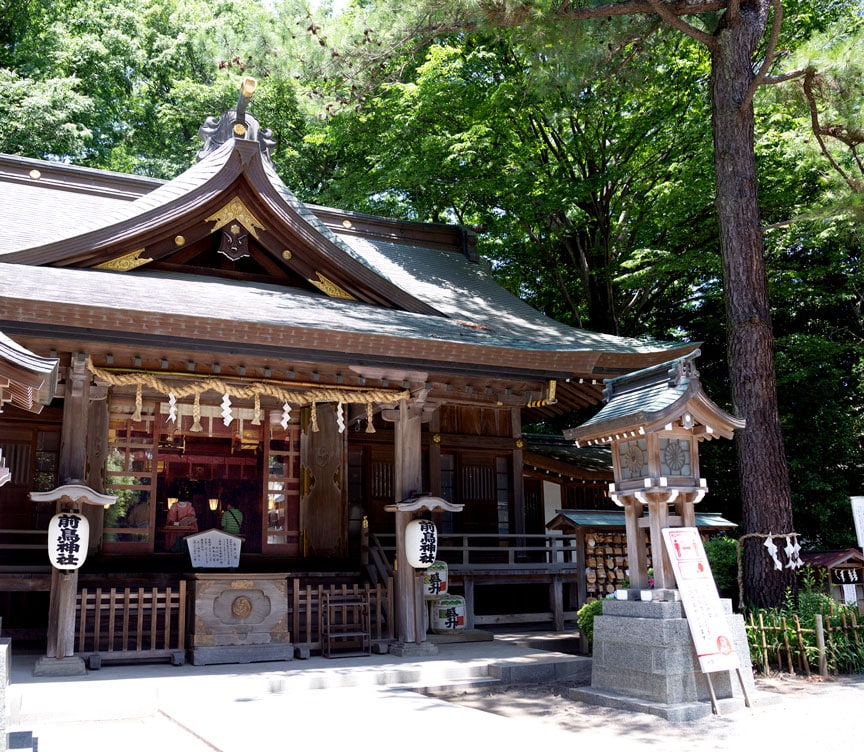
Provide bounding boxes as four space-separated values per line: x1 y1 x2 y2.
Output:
40 354 91 675
646 495 674 589
551 575 564 631
510 408 526 536
676 493 697 528
385 398 438 654
463 576 476 629
623 497 649 589
84 392 109 553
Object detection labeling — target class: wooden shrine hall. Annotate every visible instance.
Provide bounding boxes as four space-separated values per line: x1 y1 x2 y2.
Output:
0 78 701 668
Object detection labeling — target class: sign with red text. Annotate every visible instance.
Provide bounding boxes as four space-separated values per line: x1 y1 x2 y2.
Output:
662 527 740 673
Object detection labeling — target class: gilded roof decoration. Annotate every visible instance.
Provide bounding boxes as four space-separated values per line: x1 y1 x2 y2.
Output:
94 248 152 272
205 197 265 240
310 272 356 300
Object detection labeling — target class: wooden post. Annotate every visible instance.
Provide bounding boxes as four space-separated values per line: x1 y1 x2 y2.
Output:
624 497 649 589
38 355 91 676
384 398 439 655
815 614 828 677
463 576 476 629
551 574 564 631
510 408 526 536
646 495 674 590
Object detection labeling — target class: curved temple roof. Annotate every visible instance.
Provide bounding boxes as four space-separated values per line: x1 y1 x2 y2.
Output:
0 85 698 414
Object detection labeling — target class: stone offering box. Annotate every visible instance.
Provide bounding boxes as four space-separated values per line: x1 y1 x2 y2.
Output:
189 573 293 665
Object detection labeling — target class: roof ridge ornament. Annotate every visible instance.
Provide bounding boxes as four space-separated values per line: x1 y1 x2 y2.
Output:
196 77 277 164
602 349 701 402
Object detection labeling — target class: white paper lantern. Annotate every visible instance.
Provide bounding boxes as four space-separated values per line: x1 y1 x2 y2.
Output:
47 512 89 570
405 518 437 569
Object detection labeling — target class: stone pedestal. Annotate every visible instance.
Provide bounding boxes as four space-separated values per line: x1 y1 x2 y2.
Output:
189 573 294 666
571 597 756 721
32 655 86 677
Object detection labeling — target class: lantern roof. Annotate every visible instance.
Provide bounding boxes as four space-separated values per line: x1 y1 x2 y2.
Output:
385 495 464 513
563 351 744 446
30 482 117 507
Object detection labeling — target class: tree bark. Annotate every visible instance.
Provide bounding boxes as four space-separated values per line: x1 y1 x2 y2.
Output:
710 1 795 607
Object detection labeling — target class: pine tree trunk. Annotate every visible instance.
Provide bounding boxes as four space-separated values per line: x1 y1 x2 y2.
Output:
710 2 795 608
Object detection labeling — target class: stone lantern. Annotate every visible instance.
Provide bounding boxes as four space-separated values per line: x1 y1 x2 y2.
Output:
564 351 744 595
563 352 755 720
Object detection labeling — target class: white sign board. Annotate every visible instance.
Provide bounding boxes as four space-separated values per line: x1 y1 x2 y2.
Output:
186 528 242 568
851 497 864 548
662 527 740 673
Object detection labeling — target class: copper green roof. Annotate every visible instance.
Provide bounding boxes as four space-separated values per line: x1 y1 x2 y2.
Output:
546 509 736 530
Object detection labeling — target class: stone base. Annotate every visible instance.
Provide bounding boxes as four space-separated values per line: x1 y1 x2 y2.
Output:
581 598 755 718
191 644 294 666
569 685 749 722
388 640 439 657
32 655 87 677
428 629 494 644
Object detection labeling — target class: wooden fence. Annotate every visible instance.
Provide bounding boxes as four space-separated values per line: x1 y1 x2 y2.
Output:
288 577 394 656
76 582 187 669
74 576 394 666
746 610 864 677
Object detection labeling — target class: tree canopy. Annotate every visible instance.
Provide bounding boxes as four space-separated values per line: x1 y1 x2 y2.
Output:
2 0 863 605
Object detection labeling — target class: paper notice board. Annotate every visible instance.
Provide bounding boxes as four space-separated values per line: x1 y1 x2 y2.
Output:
851 497 864 548
662 527 740 673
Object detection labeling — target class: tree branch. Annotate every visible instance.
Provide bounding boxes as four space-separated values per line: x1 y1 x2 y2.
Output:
762 68 808 85
740 0 782 112
557 0 726 22
803 69 861 192
645 0 715 46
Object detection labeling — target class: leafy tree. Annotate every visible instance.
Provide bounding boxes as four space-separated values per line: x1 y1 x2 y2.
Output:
329 0 864 607
313 28 720 338
0 0 313 176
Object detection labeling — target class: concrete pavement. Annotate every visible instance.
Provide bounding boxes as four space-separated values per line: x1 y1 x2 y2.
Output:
6 633 591 751
6 634 864 752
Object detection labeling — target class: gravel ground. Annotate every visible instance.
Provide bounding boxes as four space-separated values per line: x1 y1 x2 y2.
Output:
438 672 864 748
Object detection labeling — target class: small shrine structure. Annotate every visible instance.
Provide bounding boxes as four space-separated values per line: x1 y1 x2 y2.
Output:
564 350 744 597
563 351 755 720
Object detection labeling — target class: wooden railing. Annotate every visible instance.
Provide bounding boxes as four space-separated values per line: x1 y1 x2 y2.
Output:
363 531 394 585
375 532 581 569
288 577 394 656
76 582 187 668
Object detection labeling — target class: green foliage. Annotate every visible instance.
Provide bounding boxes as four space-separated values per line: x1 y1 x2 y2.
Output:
746 566 864 674
3 0 864 561
704 536 739 597
576 597 604 648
